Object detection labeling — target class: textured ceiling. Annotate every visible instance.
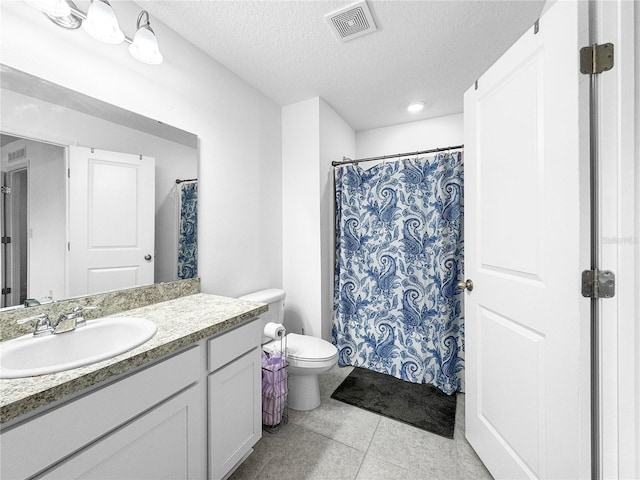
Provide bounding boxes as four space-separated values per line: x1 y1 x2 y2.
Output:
143 0 545 132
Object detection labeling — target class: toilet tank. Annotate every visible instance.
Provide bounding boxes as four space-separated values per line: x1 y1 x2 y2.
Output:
239 289 286 342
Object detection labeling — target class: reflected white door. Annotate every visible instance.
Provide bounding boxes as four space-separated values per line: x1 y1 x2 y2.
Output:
463 2 590 479
68 147 155 297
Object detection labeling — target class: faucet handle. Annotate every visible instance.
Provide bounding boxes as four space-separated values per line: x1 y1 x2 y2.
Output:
17 314 53 336
71 305 98 328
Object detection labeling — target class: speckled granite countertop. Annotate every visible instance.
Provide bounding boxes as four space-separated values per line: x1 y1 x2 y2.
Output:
0 293 266 424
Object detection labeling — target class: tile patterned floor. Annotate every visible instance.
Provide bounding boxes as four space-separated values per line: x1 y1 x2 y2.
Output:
229 365 494 480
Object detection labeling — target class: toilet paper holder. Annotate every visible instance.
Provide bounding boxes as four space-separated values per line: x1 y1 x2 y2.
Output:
261 330 288 433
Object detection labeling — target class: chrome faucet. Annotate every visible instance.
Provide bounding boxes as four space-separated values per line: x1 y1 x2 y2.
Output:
17 306 98 336
52 306 98 334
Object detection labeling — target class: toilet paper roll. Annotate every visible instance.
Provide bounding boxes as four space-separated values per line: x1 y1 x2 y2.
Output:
263 322 286 340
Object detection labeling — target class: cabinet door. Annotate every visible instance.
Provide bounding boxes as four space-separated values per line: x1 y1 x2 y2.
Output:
39 384 204 480
209 347 261 480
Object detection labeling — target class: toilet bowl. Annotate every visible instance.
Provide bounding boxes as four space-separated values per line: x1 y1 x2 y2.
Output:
239 289 338 411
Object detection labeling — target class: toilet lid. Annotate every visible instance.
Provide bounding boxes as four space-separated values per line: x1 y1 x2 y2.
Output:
264 333 337 362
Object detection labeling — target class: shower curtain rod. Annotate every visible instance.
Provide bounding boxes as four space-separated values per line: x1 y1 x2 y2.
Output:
175 178 197 184
331 144 464 167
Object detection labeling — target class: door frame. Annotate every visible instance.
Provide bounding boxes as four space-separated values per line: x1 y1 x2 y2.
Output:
596 1 639 478
1 166 29 307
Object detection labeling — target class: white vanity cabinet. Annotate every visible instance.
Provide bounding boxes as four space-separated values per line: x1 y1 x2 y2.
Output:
208 319 262 480
0 317 263 480
0 346 205 480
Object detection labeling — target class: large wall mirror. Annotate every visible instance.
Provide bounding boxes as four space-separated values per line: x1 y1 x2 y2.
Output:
0 65 198 310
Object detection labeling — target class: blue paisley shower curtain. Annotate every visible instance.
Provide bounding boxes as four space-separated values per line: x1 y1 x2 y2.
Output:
332 152 464 394
178 181 197 279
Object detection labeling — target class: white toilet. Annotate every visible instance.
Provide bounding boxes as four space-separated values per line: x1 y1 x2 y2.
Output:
239 288 338 411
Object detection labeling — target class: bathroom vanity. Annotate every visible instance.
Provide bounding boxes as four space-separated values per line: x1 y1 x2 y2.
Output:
0 292 266 480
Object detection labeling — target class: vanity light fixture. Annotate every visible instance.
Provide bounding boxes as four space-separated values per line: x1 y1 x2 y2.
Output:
407 101 425 113
25 0 164 65
42 0 82 30
25 0 70 17
128 11 163 65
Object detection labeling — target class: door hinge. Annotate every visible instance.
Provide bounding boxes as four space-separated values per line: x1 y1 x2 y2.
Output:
1 236 11 244
580 43 614 74
1 287 11 295
1 185 10 194
582 269 615 299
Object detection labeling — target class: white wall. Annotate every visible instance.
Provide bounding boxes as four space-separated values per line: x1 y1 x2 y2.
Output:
282 98 321 336
282 98 355 339
26 140 66 302
0 0 282 298
356 113 464 158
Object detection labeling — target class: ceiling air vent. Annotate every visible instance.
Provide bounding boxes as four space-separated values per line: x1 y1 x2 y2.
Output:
325 0 377 42
8 146 26 163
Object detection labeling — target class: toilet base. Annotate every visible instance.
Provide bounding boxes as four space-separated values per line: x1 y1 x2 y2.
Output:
287 373 321 411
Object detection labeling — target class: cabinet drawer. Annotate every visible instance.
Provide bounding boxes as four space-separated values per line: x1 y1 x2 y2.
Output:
208 319 261 372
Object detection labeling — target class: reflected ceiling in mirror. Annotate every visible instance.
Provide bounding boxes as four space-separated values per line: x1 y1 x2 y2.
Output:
0 64 198 311
0 65 196 149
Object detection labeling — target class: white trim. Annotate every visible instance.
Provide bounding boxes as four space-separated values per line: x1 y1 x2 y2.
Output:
597 1 639 478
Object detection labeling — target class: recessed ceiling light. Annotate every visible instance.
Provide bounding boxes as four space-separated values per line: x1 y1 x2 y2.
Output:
407 101 425 113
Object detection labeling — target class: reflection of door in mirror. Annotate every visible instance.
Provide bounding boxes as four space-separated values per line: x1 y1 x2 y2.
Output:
0 136 157 307
69 146 155 297
3 169 28 307
1 136 65 307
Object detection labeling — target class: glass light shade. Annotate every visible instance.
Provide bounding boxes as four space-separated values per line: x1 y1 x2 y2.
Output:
25 0 71 17
129 26 163 65
407 102 425 113
82 0 124 44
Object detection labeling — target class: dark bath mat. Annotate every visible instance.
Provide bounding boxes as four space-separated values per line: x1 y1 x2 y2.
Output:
331 367 457 439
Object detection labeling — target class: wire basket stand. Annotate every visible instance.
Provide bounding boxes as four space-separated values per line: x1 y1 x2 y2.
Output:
261 333 288 433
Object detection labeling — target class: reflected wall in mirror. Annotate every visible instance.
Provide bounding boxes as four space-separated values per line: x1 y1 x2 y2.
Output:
0 65 198 309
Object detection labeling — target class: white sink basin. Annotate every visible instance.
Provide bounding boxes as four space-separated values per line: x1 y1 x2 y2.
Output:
0 317 157 379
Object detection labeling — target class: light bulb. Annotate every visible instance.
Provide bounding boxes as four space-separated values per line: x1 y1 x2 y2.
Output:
407 102 425 113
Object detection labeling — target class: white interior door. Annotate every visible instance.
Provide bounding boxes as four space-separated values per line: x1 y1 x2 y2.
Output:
68 146 155 297
463 2 590 479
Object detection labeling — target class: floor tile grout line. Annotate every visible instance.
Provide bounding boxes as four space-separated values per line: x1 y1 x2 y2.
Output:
352 415 382 480
363 415 381 455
